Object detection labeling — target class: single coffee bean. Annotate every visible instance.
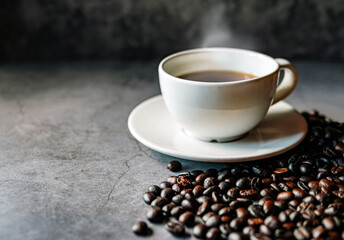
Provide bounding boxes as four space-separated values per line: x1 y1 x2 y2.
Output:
180 188 193 196
181 199 195 210
204 177 216 188
179 211 195 226
319 178 335 189
148 185 161 195
211 203 225 212
312 225 325 238
159 181 171 189
203 186 219 196
206 215 221 228
263 200 274 214
228 232 245 240
230 218 244 231
239 189 258 198
170 206 184 218
277 191 294 201
172 194 183 205
177 175 192 187
260 188 273 197
147 207 163 222
273 167 289 176
218 181 231 192
211 191 221 203
292 188 307 198
243 226 256 235
203 212 217 222
248 204 265 218
247 218 264 226
288 199 301 209
236 177 250 189
227 187 239 198
191 169 203 178
166 176 178 184
143 192 156 205
307 180 319 188
193 223 207 238
259 224 272 236
196 172 208 184
193 185 205 197
293 226 310 240
220 215 231 223
160 188 174 199
236 208 248 219
150 197 169 208
172 183 181 193
197 202 210 216
264 215 279 230
219 206 234 216
167 160 182 172
197 195 212 204
322 217 335 230
206 227 221 240
219 223 231 235
165 222 185 236
132 221 149 235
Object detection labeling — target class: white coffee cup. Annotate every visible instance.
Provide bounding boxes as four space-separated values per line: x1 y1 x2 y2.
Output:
158 48 298 142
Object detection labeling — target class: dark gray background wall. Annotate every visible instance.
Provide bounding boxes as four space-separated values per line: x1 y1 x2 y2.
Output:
1 0 344 62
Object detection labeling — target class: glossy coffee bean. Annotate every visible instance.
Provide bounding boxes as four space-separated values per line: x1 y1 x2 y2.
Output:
147 207 163 222
143 192 156 205
132 221 150 235
193 223 207 238
179 211 195 226
148 185 161 195
206 227 221 240
165 222 185 236
167 160 182 172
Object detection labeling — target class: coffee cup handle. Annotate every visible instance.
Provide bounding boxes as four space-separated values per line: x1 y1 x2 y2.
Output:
272 58 298 105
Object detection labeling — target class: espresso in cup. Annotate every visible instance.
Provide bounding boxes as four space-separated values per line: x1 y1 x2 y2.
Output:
159 48 298 142
178 70 257 82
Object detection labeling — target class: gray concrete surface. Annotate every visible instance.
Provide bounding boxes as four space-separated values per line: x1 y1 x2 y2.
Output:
0 60 343 240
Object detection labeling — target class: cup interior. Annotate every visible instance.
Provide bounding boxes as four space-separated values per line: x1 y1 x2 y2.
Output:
161 48 279 81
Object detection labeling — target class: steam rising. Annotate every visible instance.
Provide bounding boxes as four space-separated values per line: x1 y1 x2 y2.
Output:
199 3 256 50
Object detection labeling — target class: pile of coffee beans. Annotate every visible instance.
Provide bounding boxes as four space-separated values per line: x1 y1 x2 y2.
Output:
136 111 344 239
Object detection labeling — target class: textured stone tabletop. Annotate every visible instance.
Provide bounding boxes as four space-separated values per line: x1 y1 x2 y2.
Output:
0 60 343 240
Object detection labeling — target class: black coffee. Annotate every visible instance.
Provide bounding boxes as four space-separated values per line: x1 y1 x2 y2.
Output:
178 70 256 82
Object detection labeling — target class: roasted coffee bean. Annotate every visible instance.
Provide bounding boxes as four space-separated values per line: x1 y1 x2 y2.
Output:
162 202 176 215
236 208 248 219
293 226 310 240
247 218 264 226
196 172 208 183
132 221 150 235
206 215 220 227
159 181 171 189
259 224 272 236
277 191 294 201
211 203 225 212
264 215 279 230
211 191 221 203
170 206 184 218
191 169 203 178
288 199 301 209
197 202 210 216
147 207 163 222
167 160 182 172
218 181 231 192
197 195 212 204
220 215 231 223
172 194 183 205
143 192 156 205
165 222 185 236
206 227 221 240
181 199 195 210
160 188 174 199
179 211 195 226
219 206 234 217
260 188 273 197
236 177 250 189
258 196 273 206
203 186 219 196
307 180 319 188
239 189 258 198
193 185 205 197
180 188 193 196
243 226 256 235
228 232 245 240
219 223 231 235
292 188 307 198
151 197 169 208
177 175 192 187
148 185 161 195
206 168 218 177
172 183 181 193
248 204 265 218
312 225 325 238
274 200 287 210
322 217 335 230
230 218 244 231
204 177 216 188
227 187 239 198
319 178 335 189
203 212 217 222
166 176 178 184
193 223 207 238
263 200 274 214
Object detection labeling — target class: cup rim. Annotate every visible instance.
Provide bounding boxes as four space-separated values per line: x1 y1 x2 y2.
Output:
159 47 280 85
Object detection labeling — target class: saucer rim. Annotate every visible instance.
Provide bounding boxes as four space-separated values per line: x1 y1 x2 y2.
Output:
128 95 308 163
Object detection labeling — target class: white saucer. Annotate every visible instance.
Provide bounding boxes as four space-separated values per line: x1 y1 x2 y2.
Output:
128 95 308 163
